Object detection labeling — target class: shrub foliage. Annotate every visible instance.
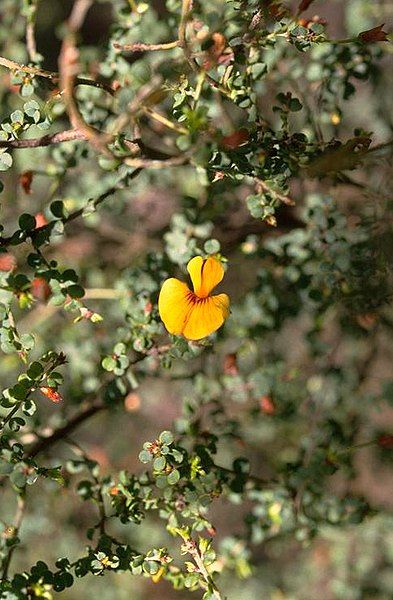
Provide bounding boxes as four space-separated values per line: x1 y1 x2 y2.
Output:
0 1 392 598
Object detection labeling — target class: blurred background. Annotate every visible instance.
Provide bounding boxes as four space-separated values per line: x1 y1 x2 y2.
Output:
0 0 392 598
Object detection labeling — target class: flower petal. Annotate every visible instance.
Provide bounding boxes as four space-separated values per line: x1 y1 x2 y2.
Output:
182 293 230 340
158 278 193 335
187 256 225 298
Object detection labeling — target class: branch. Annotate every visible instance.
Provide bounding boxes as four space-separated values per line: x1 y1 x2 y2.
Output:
178 0 193 51
0 128 88 149
59 6 110 155
0 169 143 248
255 178 295 206
0 56 114 96
178 534 223 600
0 404 20 432
1 495 26 581
67 0 93 32
114 40 180 52
0 128 141 158
113 0 191 55
366 139 393 154
23 344 170 460
27 399 107 458
26 22 38 63
62 168 143 224
124 155 189 169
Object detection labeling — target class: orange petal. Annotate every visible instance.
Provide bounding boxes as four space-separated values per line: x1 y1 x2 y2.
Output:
182 293 230 340
187 256 225 298
158 278 193 335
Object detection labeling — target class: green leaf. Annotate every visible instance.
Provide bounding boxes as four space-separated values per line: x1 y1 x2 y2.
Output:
10 469 27 489
67 284 85 299
27 361 44 379
159 430 174 445
22 399 37 416
23 100 40 116
11 110 24 124
102 356 117 371
20 333 35 350
139 450 152 464
289 98 303 112
167 469 180 485
0 152 13 171
153 456 166 471
0 462 13 475
50 200 68 219
204 239 221 254
10 383 28 401
61 269 78 283
19 213 37 231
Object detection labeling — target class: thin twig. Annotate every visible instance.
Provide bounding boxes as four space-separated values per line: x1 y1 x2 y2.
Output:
57 0 115 155
366 139 393 154
0 404 20 432
143 107 188 134
255 178 295 206
1 495 26 581
179 535 223 600
26 21 38 63
124 155 189 169
0 169 143 248
27 400 107 458
0 56 114 95
65 438 107 534
83 288 128 300
114 40 180 52
60 0 109 149
63 168 142 224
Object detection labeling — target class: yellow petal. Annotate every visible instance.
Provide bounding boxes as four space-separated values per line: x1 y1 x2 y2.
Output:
158 278 193 335
187 256 225 298
182 293 230 340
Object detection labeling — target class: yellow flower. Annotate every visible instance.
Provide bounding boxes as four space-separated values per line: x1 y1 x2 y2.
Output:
158 256 230 341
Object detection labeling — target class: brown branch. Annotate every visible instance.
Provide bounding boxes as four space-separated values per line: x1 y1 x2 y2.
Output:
0 126 182 164
178 0 193 50
25 352 152 460
26 22 38 63
27 399 107 458
56 1 96 153
0 128 141 156
0 168 143 248
59 37 109 154
113 0 192 56
0 56 114 96
0 128 88 149
67 0 93 32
